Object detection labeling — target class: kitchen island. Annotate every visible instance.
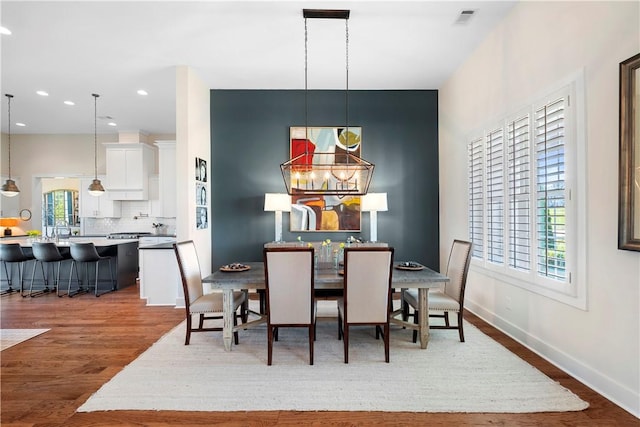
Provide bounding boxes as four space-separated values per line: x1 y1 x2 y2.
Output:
1 237 139 292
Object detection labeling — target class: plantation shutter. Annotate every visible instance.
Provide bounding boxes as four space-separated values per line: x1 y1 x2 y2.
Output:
486 128 504 265
535 97 567 282
507 116 531 271
468 137 484 259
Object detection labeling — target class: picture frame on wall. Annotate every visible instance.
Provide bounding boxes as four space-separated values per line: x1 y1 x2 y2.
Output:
195 157 209 229
289 126 362 232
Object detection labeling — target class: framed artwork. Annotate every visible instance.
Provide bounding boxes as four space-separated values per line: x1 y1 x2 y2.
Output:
195 157 208 229
289 126 362 232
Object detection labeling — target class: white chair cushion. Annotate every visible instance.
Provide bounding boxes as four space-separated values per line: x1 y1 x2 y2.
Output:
403 289 460 312
190 290 245 314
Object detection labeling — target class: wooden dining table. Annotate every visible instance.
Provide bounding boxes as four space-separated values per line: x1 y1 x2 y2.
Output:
203 261 449 351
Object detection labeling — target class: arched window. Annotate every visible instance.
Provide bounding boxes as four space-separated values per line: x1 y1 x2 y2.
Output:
43 189 79 228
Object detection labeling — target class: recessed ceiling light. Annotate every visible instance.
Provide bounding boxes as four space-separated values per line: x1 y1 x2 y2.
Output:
36 90 49 96
0 27 11 35
15 122 26 127
137 89 148 96
107 122 117 127
64 100 75 106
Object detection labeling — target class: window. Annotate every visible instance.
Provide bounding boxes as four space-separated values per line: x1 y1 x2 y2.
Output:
467 77 585 308
43 190 79 228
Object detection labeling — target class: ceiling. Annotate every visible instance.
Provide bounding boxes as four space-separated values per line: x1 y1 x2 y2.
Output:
0 1 516 135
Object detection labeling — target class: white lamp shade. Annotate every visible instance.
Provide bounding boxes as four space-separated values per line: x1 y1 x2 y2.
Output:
264 193 291 212
361 193 388 212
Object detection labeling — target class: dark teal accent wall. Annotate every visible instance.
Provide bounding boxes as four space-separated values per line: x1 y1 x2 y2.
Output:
210 90 439 268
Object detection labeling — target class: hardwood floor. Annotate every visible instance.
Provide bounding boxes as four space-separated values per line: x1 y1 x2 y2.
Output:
1 285 637 426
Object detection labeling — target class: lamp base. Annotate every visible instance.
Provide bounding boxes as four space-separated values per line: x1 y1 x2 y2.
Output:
4 228 12 236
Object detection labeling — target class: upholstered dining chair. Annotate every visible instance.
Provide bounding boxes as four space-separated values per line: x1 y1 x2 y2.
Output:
263 247 315 365
403 239 472 342
174 240 246 346
338 247 394 363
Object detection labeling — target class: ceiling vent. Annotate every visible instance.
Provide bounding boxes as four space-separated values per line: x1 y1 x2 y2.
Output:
455 10 476 25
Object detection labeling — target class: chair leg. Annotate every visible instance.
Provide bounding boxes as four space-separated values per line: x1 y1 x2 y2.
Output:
233 312 239 345
412 308 418 343
343 324 349 364
267 325 274 366
308 324 314 365
1 262 14 295
184 314 193 345
458 311 465 342
384 323 390 363
444 311 450 327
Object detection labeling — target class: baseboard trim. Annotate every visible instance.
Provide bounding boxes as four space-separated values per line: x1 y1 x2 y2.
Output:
465 299 640 418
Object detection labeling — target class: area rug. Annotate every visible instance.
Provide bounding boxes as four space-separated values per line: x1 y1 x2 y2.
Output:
0 328 50 351
78 301 587 413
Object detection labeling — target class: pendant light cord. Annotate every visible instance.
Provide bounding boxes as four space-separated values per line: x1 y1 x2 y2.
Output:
92 93 99 180
5 94 13 179
304 17 309 152
345 18 349 167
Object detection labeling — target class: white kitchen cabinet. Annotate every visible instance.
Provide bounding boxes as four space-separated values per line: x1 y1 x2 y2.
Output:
139 236 176 248
154 140 176 218
79 177 122 218
104 143 155 200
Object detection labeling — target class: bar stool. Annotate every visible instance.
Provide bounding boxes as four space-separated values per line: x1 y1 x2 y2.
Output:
29 242 65 297
0 243 34 295
68 242 115 297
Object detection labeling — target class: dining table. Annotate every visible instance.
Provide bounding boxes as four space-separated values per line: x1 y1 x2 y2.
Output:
203 261 449 352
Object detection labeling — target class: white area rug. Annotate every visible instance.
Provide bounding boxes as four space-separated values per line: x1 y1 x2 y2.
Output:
79 302 588 413
0 328 50 351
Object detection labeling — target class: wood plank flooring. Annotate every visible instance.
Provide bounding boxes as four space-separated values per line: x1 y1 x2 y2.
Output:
1 285 637 426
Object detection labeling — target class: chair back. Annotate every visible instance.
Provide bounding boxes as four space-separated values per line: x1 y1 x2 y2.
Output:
70 242 101 262
343 247 394 324
264 247 314 325
31 242 64 262
443 239 472 304
174 241 204 308
0 243 28 262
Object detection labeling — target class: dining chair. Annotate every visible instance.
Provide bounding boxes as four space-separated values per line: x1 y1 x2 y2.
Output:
174 240 246 346
403 239 472 342
263 247 315 365
338 247 394 363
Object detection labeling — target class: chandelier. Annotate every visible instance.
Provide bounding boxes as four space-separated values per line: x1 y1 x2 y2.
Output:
1 94 20 197
280 9 374 196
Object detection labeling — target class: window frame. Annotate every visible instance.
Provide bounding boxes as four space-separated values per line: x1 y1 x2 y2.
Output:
467 72 587 310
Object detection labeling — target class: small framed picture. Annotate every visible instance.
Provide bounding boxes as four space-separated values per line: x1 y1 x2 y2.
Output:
196 207 208 229
196 157 207 182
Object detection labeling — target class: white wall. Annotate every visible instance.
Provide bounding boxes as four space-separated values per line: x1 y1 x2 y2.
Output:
439 1 639 416
176 66 212 275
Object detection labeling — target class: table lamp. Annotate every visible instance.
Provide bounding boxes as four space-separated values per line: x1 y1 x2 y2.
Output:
264 193 291 242
361 193 388 242
0 218 20 236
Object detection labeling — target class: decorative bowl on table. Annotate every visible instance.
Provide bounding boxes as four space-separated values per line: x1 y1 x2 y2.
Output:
219 263 251 272
395 261 425 271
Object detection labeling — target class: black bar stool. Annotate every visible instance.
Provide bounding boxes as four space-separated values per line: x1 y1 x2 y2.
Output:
0 243 34 296
68 242 115 297
29 242 65 297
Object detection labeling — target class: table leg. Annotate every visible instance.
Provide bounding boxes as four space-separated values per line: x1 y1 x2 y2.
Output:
222 288 234 351
418 288 430 349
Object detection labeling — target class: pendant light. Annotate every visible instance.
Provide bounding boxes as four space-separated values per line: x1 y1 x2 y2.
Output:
280 9 374 196
1 94 20 197
87 93 105 196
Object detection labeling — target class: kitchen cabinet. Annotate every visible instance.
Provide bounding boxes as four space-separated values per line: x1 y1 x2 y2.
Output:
154 140 176 217
139 236 176 248
104 143 155 200
138 240 182 306
79 177 122 218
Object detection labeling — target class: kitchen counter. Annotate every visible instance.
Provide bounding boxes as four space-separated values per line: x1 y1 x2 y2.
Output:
1 237 139 291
